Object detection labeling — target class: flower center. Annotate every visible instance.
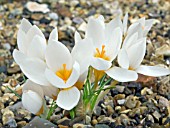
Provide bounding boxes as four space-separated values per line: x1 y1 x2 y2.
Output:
56 64 72 83
128 66 134 70
94 45 110 60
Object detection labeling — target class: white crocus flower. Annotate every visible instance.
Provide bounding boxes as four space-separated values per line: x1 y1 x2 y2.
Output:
22 79 44 115
106 39 170 82
45 40 81 110
71 35 94 89
127 17 154 37
85 15 122 72
13 18 58 86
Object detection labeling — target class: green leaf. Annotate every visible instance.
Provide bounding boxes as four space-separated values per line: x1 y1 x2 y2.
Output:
6 86 22 100
70 109 75 120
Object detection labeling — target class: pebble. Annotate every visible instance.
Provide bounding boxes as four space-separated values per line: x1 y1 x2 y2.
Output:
57 117 71 126
25 1 50 13
17 121 27 128
117 99 126 105
95 124 110 128
125 95 138 109
93 106 101 116
115 86 125 93
2 108 15 125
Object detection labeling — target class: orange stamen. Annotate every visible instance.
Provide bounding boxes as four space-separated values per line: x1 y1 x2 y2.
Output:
94 45 110 60
56 64 72 83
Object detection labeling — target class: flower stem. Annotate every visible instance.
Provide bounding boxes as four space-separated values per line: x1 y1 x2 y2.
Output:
46 100 57 120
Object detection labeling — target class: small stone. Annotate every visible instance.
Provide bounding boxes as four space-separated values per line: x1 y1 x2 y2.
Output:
73 123 92 128
7 65 20 74
17 121 27 128
95 124 110 128
117 99 126 105
23 116 57 128
2 108 15 125
6 118 17 127
73 17 84 24
125 95 138 109
57 117 71 126
158 84 170 97
115 106 121 111
115 85 125 93
92 119 98 125
94 106 101 116
106 105 114 115
49 12 59 20
152 111 161 121
85 115 91 124
141 87 153 95
26 1 50 13
78 22 87 32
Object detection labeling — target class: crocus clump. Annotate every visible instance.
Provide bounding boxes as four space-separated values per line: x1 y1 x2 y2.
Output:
13 14 170 118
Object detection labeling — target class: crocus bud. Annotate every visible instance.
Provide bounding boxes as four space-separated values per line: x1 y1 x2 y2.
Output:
22 90 43 115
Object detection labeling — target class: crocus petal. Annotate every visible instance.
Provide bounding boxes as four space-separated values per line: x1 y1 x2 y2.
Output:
105 16 123 37
122 32 138 49
22 90 43 114
74 31 82 44
48 28 58 43
71 38 94 74
26 25 45 44
20 58 50 86
56 87 80 110
118 48 129 69
145 19 154 30
127 23 143 38
20 18 32 33
41 85 59 99
45 68 66 88
17 29 27 54
85 17 105 48
127 38 146 69
27 35 46 60
96 15 104 21
66 61 80 86
105 67 138 82
22 79 44 98
136 65 170 77
136 17 145 27
123 13 128 35
107 27 122 61
45 40 73 71
13 49 27 65
91 57 112 71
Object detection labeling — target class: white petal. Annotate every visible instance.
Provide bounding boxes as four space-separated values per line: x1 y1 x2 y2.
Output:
45 40 73 71
22 79 44 98
118 48 129 69
45 68 66 88
26 25 45 44
74 31 82 44
20 18 32 33
41 85 58 98
66 61 80 86
20 58 50 86
136 65 170 77
17 29 27 54
122 32 138 49
145 19 154 31
56 87 80 110
106 27 122 61
127 38 146 69
22 90 43 114
136 17 145 27
106 16 123 37
27 35 46 60
105 67 138 82
123 13 128 35
71 38 94 74
85 17 105 48
96 15 105 21
48 28 58 43
91 57 112 71
78 70 88 82
127 23 143 38
13 49 27 65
